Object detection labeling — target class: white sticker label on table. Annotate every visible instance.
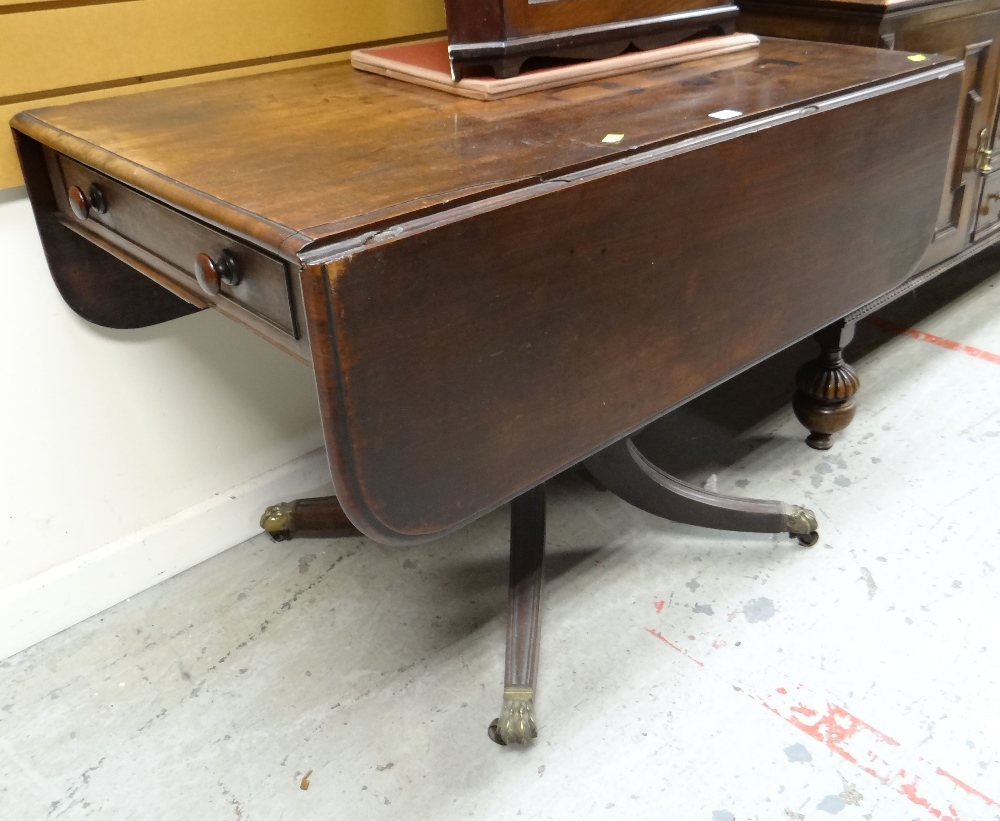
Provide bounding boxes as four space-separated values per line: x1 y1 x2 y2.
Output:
708 109 743 120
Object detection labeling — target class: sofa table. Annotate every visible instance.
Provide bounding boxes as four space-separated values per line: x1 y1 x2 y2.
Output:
11 39 961 744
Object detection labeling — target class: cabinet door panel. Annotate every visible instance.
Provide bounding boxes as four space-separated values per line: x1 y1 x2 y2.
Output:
974 59 1000 238
891 11 1000 267
973 166 1000 238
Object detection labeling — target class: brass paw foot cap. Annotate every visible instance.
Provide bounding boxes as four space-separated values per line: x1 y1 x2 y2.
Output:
494 687 538 746
261 502 294 542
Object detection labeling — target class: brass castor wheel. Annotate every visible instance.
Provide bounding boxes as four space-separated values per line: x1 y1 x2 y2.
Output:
488 718 507 746
796 530 820 547
260 503 293 542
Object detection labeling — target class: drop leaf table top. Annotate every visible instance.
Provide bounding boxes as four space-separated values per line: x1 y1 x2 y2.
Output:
11 38 962 544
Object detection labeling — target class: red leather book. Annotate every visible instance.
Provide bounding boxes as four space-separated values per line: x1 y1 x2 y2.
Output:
352 34 759 101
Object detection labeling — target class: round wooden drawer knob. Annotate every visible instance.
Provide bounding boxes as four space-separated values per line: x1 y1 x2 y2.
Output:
66 183 108 221
67 186 88 220
194 250 242 295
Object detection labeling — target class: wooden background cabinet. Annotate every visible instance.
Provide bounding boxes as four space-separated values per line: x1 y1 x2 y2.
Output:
739 0 1000 448
740 0 1000 271
443 0 738 77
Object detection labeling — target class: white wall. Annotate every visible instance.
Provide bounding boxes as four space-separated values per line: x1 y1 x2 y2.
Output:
0 188 330 659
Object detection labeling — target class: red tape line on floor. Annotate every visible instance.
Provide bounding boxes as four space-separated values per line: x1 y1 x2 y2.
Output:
864 316 1000 365
646 626 998 820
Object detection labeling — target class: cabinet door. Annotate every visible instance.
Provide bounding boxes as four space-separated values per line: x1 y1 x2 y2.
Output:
972 87 1000 238
973 164 1000 238
890 10 1000 268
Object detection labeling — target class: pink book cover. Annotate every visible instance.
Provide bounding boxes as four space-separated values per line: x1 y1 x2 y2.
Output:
351 35 760 101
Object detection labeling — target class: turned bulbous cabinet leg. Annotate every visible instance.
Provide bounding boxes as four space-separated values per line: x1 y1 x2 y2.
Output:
793 320 861 451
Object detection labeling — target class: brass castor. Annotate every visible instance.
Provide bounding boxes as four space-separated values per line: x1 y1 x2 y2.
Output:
487 719 506 746
260 502 294 542
795 530 820 547
487 693 538 747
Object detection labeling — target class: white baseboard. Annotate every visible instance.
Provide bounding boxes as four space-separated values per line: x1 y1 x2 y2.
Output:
0 185 27 204
0 448 333 662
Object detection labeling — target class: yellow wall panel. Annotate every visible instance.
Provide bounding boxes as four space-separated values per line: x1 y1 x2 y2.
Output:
1 0 445 187
0 49 364 189
0 0 93 5
1 0 446 98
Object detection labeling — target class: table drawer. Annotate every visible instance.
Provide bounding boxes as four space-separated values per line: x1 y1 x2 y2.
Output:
55 155 296 337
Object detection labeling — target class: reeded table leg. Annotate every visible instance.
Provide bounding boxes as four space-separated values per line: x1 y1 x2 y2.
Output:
265 449 816 752
793 319 860 451
489 485 546 747
584 438 819 546
260 496 361 541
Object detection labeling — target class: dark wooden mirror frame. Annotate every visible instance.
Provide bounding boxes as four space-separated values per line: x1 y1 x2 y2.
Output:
443 0 738 78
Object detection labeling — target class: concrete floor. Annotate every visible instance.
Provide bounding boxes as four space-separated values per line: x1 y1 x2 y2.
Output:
1 251 998 821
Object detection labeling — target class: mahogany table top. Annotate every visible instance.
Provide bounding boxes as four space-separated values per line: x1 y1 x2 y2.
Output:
11 38 961 543
13 38 952 255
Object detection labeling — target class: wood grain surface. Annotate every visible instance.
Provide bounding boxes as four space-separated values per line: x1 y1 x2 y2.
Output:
12 39 963 543
13 40 958 251
305 67 960 541
739 0 1000 270
739 0 1000 447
